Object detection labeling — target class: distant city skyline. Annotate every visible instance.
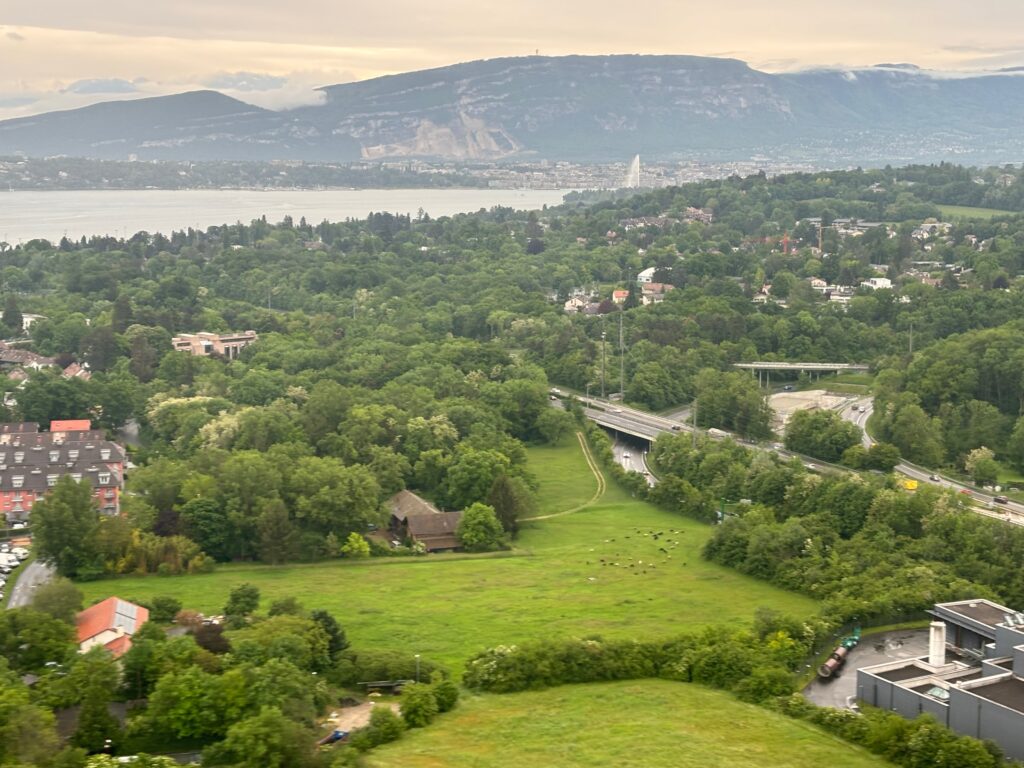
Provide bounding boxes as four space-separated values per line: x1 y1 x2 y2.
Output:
2 0 1024 120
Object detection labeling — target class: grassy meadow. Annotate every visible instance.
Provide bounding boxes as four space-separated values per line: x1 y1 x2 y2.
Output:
365 680 888 768
79 435 816 673
937 204 1013 220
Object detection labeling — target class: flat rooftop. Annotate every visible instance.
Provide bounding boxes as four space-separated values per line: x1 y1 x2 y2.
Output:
875 664 931 683
937 599 1017 630
969 678 1024 714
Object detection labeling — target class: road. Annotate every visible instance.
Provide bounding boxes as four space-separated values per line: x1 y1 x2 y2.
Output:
572 391 1024 526
7 559 53 608
838 397 1024 524
612 441 656 486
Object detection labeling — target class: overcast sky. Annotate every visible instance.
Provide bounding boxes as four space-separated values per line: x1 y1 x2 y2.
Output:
3 0 1024 120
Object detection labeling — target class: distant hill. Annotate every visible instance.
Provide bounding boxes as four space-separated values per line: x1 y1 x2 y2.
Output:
3 55 1024 164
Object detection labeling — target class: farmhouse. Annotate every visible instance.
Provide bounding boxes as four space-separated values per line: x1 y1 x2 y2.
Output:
388 490 463 552
76 597 149 658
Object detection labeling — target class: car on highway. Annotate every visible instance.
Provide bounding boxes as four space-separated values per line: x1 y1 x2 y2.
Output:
959 489 972 497
671 425 681 431
612 408 623 413
994 495 1009 504
623 452 631 459
929 474 940 481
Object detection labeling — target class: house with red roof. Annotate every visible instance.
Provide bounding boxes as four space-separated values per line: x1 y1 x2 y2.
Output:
76 597 149 658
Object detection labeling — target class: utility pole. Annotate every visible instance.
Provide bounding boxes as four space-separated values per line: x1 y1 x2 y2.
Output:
909 321 914 355
618 307 625 399
692 397 698 448
600 328 607 399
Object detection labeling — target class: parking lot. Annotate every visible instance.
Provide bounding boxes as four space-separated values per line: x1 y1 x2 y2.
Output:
803 628 929 710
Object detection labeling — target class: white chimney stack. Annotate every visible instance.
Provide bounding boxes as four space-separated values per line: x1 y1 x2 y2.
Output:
929 621 947 667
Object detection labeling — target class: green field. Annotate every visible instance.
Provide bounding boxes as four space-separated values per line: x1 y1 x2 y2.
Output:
365 680 888 768
937 204 1014 220
79 437 816 673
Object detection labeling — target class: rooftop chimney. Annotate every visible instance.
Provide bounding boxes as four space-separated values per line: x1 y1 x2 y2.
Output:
929 621 947 667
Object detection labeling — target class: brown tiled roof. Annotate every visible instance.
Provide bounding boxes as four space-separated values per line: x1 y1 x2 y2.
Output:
389 490 441 522
407 511 463 551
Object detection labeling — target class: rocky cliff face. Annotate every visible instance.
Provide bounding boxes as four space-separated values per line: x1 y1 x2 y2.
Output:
3 55 1024 164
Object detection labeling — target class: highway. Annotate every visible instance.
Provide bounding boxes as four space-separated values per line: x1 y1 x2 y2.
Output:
611 440 656 486
838 397 1024 524
573 391 1024 527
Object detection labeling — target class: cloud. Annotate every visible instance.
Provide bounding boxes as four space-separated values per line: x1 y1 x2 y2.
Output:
5 31 24 42
61 78 139 94
203 71 287 92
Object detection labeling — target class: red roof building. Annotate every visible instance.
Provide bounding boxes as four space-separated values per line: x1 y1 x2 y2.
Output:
76 597 149 657
0 421 125 521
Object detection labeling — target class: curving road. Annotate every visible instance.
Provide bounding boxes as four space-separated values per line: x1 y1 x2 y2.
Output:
838 397 1024 525
6 560 53 609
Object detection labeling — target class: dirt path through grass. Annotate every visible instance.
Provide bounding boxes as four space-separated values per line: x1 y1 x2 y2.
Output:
522 431 605 520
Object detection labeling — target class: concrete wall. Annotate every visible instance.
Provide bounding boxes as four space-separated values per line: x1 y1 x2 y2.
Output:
994 625 1024 657
948 687 1024 761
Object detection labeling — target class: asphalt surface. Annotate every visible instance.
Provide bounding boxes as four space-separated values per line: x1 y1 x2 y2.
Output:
612 441 656 486
7 559 53 609
803 629 928 710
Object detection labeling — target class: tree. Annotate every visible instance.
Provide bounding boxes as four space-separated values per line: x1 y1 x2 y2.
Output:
224 584 260 618
486 474 536 536
310 610 348 658
1 295 22 336
268 597 303 617
194 623 231 655
32 578 83 624
179 498 233 562
340 532 370 558
31 476 100 578
444 448 511 509
202 706 319 768
965 446 999 486
256 499 298 565
140 596 179 624
535 407 574 444
784 409 862 464
456 503 507 552
0 659 61 765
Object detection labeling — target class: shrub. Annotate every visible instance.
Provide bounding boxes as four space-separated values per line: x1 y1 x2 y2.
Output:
150 595 182 623
350 706 406 752
400 683 439 728
331 649 442 688
431 675 459 713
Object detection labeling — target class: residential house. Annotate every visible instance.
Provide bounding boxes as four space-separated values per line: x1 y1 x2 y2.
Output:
636 267 657 284
0 343 55 371
76 597 149 658
860 277 892 290
171 331 258 360
641 282 675 306
563 296 587 314
611 290 629 305
0 421 126 521
388 490 464 552
62 362 91 381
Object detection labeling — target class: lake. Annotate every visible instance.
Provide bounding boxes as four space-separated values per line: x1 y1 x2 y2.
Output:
0 188 571 244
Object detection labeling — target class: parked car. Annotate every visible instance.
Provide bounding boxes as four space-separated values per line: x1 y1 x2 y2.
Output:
783 385 794 391
11 522 25 530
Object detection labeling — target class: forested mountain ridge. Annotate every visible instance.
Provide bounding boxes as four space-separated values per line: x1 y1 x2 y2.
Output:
5 55 1024 163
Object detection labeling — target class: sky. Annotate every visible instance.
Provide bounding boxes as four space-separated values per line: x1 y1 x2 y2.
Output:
2 0 1024 120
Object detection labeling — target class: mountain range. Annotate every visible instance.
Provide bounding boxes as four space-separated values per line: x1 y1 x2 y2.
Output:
2 55 1024 165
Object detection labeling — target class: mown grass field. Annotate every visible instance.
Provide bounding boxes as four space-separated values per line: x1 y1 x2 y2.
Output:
79 436 816 673
365 680 889 768
937 204 1014 220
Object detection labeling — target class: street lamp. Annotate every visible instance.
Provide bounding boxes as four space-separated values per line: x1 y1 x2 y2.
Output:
415 654 421 683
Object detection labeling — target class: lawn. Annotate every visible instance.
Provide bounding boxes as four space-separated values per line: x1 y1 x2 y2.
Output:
79 437 817 674
365 680 889 768
937 204 1014 220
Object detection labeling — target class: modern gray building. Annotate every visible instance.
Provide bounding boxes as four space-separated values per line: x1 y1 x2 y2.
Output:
858 599 1024 759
